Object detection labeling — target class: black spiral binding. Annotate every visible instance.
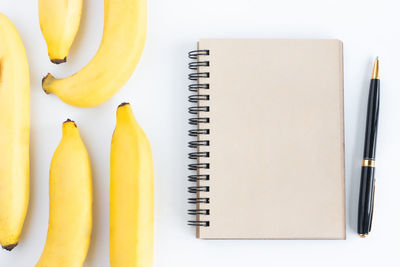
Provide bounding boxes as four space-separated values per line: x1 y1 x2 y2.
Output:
188 50 210 227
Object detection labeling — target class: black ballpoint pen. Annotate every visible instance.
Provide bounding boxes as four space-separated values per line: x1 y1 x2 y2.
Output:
357 57 380 238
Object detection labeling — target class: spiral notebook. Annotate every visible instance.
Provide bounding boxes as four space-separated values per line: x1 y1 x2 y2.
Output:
188 39 346 240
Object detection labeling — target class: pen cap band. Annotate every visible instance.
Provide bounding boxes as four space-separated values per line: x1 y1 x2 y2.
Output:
362 159 375 167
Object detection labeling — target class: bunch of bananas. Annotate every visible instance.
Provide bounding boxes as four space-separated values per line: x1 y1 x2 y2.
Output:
0 0 153 266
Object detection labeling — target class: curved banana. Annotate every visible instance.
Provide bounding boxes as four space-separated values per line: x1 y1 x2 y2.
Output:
110 103 153 267
0 13 30 251
42 0 147 107
36 120 92 267
39 0 82 64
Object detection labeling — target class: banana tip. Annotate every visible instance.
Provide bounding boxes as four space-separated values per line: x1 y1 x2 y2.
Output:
2 243 18 251
63 119 77 127
50 57 67 64
42 73 53 94
118 102 130 108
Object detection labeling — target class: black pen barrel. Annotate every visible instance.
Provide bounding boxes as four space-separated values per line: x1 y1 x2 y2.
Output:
363 79 380 159
357 73 380 237
357 166 375 235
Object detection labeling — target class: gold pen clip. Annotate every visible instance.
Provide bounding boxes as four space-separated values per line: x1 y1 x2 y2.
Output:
369 179 376 232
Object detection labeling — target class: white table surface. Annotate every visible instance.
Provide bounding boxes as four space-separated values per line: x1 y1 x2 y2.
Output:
1 0 399 266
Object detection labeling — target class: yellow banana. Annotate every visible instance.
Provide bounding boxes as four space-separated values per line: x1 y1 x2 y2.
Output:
0 13 30 251
36 120 92 267
42 0 147 107
39 0 82 64
110 103 153 267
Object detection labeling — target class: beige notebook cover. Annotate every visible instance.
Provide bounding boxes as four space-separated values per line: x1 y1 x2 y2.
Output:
189 39 345 239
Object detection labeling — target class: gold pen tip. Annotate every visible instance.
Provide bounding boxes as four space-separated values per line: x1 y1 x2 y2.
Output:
358 233 368 238
372 57 379 79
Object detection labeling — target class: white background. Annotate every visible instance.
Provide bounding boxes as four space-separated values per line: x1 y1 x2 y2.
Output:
0 0 399 266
